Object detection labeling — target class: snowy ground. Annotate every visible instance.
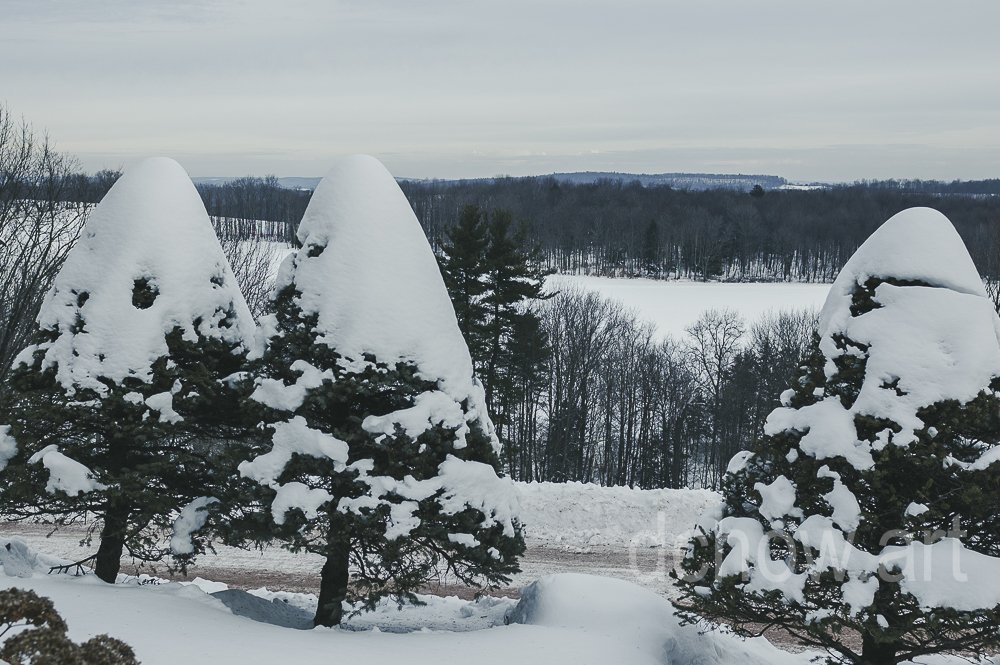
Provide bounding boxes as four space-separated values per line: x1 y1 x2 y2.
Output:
546 274 829 339
0 538 986 665
0 553 809 665
0 483 994 664
0 481 720 599
0 482 736 664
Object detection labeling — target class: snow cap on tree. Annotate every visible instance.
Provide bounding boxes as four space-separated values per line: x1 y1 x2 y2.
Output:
274 154 498 450
820 206 989 337
17 157 256 396
769 206 1000 465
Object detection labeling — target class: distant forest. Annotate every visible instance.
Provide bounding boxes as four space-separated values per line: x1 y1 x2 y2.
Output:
176 174 1000 489
41 161 995 290
400 177 1000 283
177 174 1000 284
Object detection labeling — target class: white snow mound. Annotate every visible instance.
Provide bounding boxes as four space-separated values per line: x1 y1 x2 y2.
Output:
277 155 489 432
819 206 987 334
509 573 809 665
17 157 255 395
516 481 720 548
767 206 1000 462
0 538 71 578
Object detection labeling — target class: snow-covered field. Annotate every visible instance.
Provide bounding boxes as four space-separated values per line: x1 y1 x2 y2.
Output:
263 247 831 341
546 274 829 339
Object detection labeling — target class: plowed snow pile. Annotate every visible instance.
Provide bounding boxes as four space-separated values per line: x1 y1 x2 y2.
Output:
516 481 720 549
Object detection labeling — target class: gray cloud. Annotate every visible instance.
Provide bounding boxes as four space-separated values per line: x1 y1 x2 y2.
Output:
2 0 998 180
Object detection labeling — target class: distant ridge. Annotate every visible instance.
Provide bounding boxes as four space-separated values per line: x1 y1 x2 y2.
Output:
398 171 788 192
191 174 1000 194
544 171 787 191
194 172 787 192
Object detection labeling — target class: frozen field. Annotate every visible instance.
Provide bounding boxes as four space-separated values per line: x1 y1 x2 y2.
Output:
546 274 829 339
263 245 831 340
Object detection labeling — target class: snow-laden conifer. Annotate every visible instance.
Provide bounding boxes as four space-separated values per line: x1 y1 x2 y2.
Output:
3 157 255 582
234 154 524 627
677 207 1000 665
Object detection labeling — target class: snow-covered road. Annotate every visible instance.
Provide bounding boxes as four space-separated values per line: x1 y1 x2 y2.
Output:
0 481 717 599
0 522 684 600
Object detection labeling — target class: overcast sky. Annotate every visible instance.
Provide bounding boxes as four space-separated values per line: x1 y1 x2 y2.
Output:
3 0 999 181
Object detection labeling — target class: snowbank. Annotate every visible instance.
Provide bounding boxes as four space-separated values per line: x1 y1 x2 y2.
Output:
0 539 988 665
0 538 804 665
0 569 652 665
516 481 720 549
0 538 68 578
509 573 810 665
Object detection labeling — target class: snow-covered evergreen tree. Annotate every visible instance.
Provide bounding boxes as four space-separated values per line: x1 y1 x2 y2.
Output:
438 205 491 351
2 157 256 583
676 207 1000 665
437 205 551 475
233 155 524 627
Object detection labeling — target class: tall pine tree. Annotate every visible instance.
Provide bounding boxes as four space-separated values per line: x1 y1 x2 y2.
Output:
232 155 524 627
676 208 1000 665
438 207 551 474
439 204 490 353
1 158 256 583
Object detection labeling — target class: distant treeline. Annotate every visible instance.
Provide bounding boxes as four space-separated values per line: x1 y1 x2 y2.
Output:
854 178 1000 195
61 172 309 242
68 171 1000 285
399 177 1000 282
195 176 307 242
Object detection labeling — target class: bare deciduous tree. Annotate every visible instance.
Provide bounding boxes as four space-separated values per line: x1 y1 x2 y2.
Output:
0 107 86 410
215 231 284 320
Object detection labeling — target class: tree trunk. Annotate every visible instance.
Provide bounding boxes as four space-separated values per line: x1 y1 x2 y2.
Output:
95 500 129 583
314 538 350 627
860 633 897 665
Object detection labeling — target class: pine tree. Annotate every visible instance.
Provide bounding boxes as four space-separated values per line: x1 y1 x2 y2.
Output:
439 204 490 357
1 158 255 583
231 155 524 627
675 208 1000 664
479 211 551 452
480 210 550 408
437 207 551 476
